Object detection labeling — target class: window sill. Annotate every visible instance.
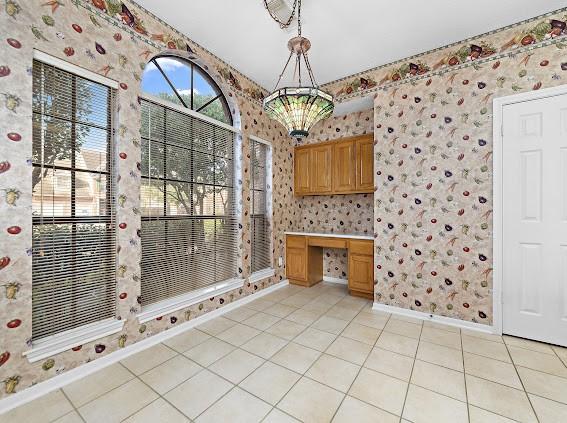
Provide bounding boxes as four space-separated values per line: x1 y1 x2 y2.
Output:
137 278 245 324
249 268 275 284
23 318 125 363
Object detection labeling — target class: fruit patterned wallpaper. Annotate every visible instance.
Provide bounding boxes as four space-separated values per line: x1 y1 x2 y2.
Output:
367 10 567 324
293 110 374 281
1 0 567 400
0 0 293 397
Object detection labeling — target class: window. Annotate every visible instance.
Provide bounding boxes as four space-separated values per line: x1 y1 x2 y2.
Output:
250 138 272 273
140 98 238 307
142 56 232 125
31 60 116 341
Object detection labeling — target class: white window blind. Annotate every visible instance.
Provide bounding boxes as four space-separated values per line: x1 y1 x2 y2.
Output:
250 138 271 273
140 98 238 307
31 60 116 341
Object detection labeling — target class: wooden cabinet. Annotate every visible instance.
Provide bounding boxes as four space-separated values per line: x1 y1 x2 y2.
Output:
293 134 373 196
285 235 322 286
286 234 374 298
333 140 356 193
348 240 374 299
356 136 374 191
294 148 311 195
310 144 332 193
286 245 308 282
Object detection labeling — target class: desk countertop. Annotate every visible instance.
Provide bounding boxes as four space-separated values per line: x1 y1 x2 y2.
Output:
285 231 373 241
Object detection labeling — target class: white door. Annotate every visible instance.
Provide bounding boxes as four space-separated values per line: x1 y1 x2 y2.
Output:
502 92 567 347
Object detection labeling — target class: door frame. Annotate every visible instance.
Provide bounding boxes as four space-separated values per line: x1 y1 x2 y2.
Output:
492 83 567 335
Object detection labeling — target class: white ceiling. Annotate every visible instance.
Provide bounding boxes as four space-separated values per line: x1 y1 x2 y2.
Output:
135 0 566 90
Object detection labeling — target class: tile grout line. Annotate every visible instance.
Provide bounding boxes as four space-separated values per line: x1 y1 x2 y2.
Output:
117 359 201 422
134 290 314 422
194 288 562 421
0 286 294 420
61 362 138 418
549 345 567 370
260 297 347 420
459 328 471 423
191 285 358 421
130 366 206 421
58 389 87 423
324 305 392 422
13 283 565 422
501 338 541 423
266 289 371 420
289 296 407 419
397 318 423 423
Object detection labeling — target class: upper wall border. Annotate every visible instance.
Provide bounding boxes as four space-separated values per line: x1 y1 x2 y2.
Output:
76 0 267 105
322 7 567 101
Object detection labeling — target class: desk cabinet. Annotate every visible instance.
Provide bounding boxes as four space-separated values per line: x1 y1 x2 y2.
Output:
348 254 374 298
285 234 374 298
285 235 323 287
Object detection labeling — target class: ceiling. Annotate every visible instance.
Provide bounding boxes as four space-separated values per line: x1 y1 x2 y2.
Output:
135 0 566 90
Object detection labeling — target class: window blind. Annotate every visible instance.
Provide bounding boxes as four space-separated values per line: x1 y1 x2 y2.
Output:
31 60 116 341
250 138 271 273
140 98 238 307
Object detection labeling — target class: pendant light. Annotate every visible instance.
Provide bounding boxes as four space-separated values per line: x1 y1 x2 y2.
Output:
262 0 334 139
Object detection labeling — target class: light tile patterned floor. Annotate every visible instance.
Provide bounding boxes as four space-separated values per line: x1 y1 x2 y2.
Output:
2 282 567 423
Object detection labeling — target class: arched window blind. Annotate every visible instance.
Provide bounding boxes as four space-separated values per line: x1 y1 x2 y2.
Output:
250 138 272 273
31 60 116 341
140 98 238 306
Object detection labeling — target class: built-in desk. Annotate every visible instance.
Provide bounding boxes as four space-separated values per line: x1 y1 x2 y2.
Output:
285 232 374 299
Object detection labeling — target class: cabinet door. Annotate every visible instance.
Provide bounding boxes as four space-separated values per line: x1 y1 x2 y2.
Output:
294 147 311 195
333 140 356 193
310 144 332 193
348 253 374 294
356 136 374 191
286 247 307 281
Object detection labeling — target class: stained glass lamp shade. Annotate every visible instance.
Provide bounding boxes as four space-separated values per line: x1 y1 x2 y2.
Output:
262 17 334 140
263 87 334 138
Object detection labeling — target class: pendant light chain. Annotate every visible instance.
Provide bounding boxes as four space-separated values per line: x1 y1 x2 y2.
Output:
272 50 294 91
297 0 302 36
262 0 334 140
263 0 299 29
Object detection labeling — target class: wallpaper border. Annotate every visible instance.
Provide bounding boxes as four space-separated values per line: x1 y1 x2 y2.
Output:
323 7 567 101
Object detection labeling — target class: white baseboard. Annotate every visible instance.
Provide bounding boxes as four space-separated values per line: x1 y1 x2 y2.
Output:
0 280 289 415
322 276 348 285
372 302 496 334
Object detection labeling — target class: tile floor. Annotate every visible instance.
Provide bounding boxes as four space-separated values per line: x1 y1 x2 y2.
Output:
2 282 567 423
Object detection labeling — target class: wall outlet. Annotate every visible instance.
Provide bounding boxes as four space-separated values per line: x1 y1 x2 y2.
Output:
278 256 283 266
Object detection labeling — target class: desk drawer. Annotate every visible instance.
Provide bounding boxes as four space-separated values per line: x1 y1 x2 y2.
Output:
286 235 307 249
349 239 373 255
308 237 347 249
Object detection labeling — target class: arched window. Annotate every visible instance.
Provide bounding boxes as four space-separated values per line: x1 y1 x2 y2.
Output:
142 55 232 125
138 55 239 310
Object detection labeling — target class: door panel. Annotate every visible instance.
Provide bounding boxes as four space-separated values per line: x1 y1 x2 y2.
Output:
520 150 542 222
518 243 542 315
356 136 374 191
348 253 373 293
294 148 311 195
310 144 332 193
348 254 374 293
502 92 567 347
562 148 567 221
561 245 567 320
333 140 355 192
286 247 307 281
